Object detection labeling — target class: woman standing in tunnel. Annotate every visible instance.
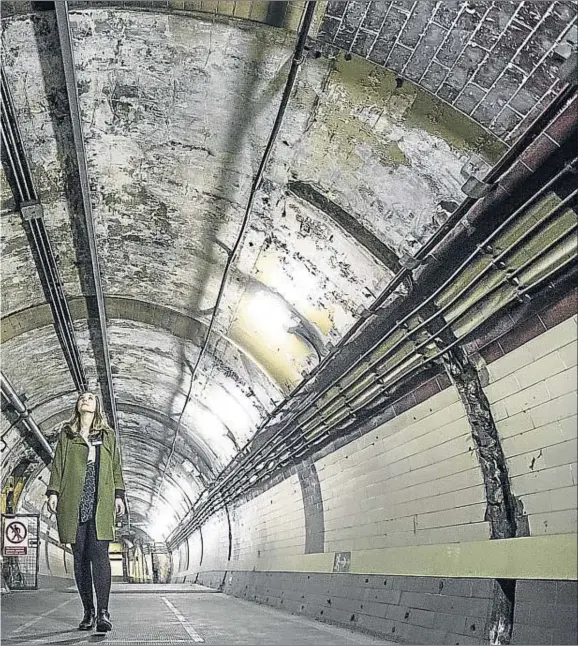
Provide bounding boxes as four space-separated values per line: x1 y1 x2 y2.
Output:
46 392 126 633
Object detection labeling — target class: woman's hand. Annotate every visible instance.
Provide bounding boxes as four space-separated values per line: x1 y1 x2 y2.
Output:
47 494 58 514
115 497 126 516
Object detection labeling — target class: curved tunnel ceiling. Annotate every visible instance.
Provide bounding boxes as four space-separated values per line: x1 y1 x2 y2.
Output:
1 1 573 541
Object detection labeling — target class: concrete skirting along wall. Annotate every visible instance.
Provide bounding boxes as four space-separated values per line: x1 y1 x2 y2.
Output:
190 570 577 646
175 535 578 643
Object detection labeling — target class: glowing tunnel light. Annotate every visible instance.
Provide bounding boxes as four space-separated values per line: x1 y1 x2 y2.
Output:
147 509 176 542
147 484 185 541
247 290 296 334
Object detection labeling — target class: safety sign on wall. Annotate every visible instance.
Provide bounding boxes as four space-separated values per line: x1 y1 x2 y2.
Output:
3 518 28 556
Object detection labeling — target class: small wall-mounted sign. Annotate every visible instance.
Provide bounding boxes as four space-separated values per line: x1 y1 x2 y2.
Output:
333 551 351 573
3 518 28 556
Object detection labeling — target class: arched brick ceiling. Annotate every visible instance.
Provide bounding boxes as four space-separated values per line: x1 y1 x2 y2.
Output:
2 2 572 541
319 0 575 142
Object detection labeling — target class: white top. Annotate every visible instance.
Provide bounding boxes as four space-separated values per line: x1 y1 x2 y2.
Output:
81 434 96 464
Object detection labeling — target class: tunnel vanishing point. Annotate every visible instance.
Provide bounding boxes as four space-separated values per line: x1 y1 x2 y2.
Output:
1 1 577 645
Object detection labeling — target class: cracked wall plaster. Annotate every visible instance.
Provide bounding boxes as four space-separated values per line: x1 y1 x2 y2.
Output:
1 326 76 414
69 9 295 308
281 54 505 260
0 166 16 212
320 1 576 142
239 191 394 341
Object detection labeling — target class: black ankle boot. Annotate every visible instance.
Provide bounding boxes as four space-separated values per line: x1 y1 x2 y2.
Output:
78 608 95 630
95 609 112 632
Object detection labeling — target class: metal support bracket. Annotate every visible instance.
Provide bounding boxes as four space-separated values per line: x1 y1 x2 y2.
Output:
461 154 494 199
19 201 44 221
398 253 422 270
461 175 494 199
457 217 476 236
214 238 233 256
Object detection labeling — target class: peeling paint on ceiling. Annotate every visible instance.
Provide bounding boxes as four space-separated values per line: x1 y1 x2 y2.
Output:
1 6 509 540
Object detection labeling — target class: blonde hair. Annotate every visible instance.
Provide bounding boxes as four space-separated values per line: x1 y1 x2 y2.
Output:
66 392 112 436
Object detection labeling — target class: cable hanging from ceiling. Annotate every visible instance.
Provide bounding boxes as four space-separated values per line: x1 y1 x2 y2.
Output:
151 1 319 511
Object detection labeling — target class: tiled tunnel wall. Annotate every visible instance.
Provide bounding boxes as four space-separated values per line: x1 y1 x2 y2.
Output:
173 308 577 645
486 317 577 538
316 385 487 551
193 509 230 572
19 297 578 645
21 301 577 644
230 475 306 561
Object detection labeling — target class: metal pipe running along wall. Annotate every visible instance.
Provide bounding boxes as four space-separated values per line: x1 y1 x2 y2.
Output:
1 66 88 392
54 1 119 434
167 159 578 548
0 373 53 460
189 82 578 514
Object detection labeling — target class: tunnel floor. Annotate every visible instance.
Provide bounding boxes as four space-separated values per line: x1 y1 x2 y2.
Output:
1 583 393 645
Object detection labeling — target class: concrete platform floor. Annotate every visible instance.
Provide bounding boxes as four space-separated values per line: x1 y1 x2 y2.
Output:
1 585 394 645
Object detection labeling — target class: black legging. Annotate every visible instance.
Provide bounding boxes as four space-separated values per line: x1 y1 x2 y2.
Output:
72 518 111 612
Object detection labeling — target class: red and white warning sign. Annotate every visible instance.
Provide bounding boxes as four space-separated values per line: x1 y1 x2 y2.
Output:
3 518 28 556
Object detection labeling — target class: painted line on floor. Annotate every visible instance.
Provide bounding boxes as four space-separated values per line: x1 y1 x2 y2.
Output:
12 598 75 634
161 596 204 643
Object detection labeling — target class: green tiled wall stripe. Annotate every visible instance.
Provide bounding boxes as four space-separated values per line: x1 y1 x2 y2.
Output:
175 534 577 581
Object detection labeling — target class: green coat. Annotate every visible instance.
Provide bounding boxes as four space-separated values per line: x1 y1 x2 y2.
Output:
47 425 125 544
